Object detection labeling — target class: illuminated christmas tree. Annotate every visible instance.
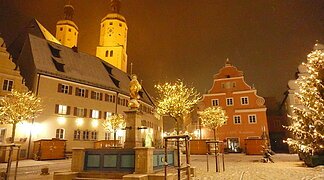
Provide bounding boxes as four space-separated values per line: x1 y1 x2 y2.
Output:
0 89 42 143
285 46 324 156
155 80 201 134
102 113 125 146
199 107 228 140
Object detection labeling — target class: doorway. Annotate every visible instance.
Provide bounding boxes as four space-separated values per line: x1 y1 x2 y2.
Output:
227 138 240 152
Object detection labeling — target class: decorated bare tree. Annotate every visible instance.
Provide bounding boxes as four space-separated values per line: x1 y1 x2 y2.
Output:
285 47 324 158
199 107 228 140
155 80 201 134
0 89 42 143
102 114 125 147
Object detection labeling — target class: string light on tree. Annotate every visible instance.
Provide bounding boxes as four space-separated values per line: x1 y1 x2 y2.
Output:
285 45 324 156
102 114 125 147
199 106 228 140
155 79 201 134
0 89 43 143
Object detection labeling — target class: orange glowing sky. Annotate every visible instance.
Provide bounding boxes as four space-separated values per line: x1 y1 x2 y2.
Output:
0 0 323 101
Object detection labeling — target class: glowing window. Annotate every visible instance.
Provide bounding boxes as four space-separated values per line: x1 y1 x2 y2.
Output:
58 105 68 114
56 128 65 139
106 112 112 120
92 110 99 119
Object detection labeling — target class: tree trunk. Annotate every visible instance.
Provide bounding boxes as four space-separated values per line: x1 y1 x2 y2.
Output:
114 130 117 147
213 128 217 141
11 123 17 143
174 117 179 135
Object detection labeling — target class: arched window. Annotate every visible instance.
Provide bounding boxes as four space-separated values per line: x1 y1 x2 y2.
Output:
105 50 109 57
110 50 113 57
56 128 65 139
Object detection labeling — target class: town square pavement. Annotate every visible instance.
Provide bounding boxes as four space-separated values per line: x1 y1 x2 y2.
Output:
0 153 323 179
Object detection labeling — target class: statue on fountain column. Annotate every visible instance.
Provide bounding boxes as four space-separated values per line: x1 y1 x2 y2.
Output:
128 74 142 109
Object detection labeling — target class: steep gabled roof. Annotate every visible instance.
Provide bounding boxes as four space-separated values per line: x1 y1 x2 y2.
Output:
8 19 154 106
23 34 153 105
7 19 61 61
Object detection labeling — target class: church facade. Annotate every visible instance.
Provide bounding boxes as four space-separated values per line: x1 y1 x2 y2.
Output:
199 60 269 152
1 0 162 159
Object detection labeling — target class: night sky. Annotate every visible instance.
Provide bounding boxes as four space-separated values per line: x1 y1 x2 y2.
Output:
1 0 323 102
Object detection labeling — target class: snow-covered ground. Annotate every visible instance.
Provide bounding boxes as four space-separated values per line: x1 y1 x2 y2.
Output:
191 153 323 180
0 153 322 179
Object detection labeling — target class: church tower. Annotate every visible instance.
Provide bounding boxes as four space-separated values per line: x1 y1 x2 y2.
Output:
55 2 78 48
96 0 128 72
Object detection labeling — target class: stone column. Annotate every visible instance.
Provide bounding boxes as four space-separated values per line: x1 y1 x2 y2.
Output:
71 148 85 172
134 147 154 174
124 110 143 149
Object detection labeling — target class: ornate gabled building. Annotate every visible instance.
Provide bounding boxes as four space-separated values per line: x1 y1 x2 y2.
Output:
199 60 269 152
1 1 161 159
0 37 28 153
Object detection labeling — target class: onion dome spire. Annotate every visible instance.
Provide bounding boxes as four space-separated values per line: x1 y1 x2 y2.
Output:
110 0 121 13
64 1 74 20
225 58 232 66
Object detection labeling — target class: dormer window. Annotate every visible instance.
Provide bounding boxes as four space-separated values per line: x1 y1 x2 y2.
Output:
52 58 65 72
110 75 120 88
48 44 61 58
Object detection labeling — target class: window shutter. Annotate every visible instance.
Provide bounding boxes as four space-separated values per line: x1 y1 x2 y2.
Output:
99 111 102 119
85 90 89 98
55 104 59 114
100 93 103 101
105 94 108 101
75 87 79 96
67 106 71 115
103 111 107 120
89 109 92 118
74 107 77 116
69 86 72 94
84 108 87 117
57 84 62 92
91 91 94 99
